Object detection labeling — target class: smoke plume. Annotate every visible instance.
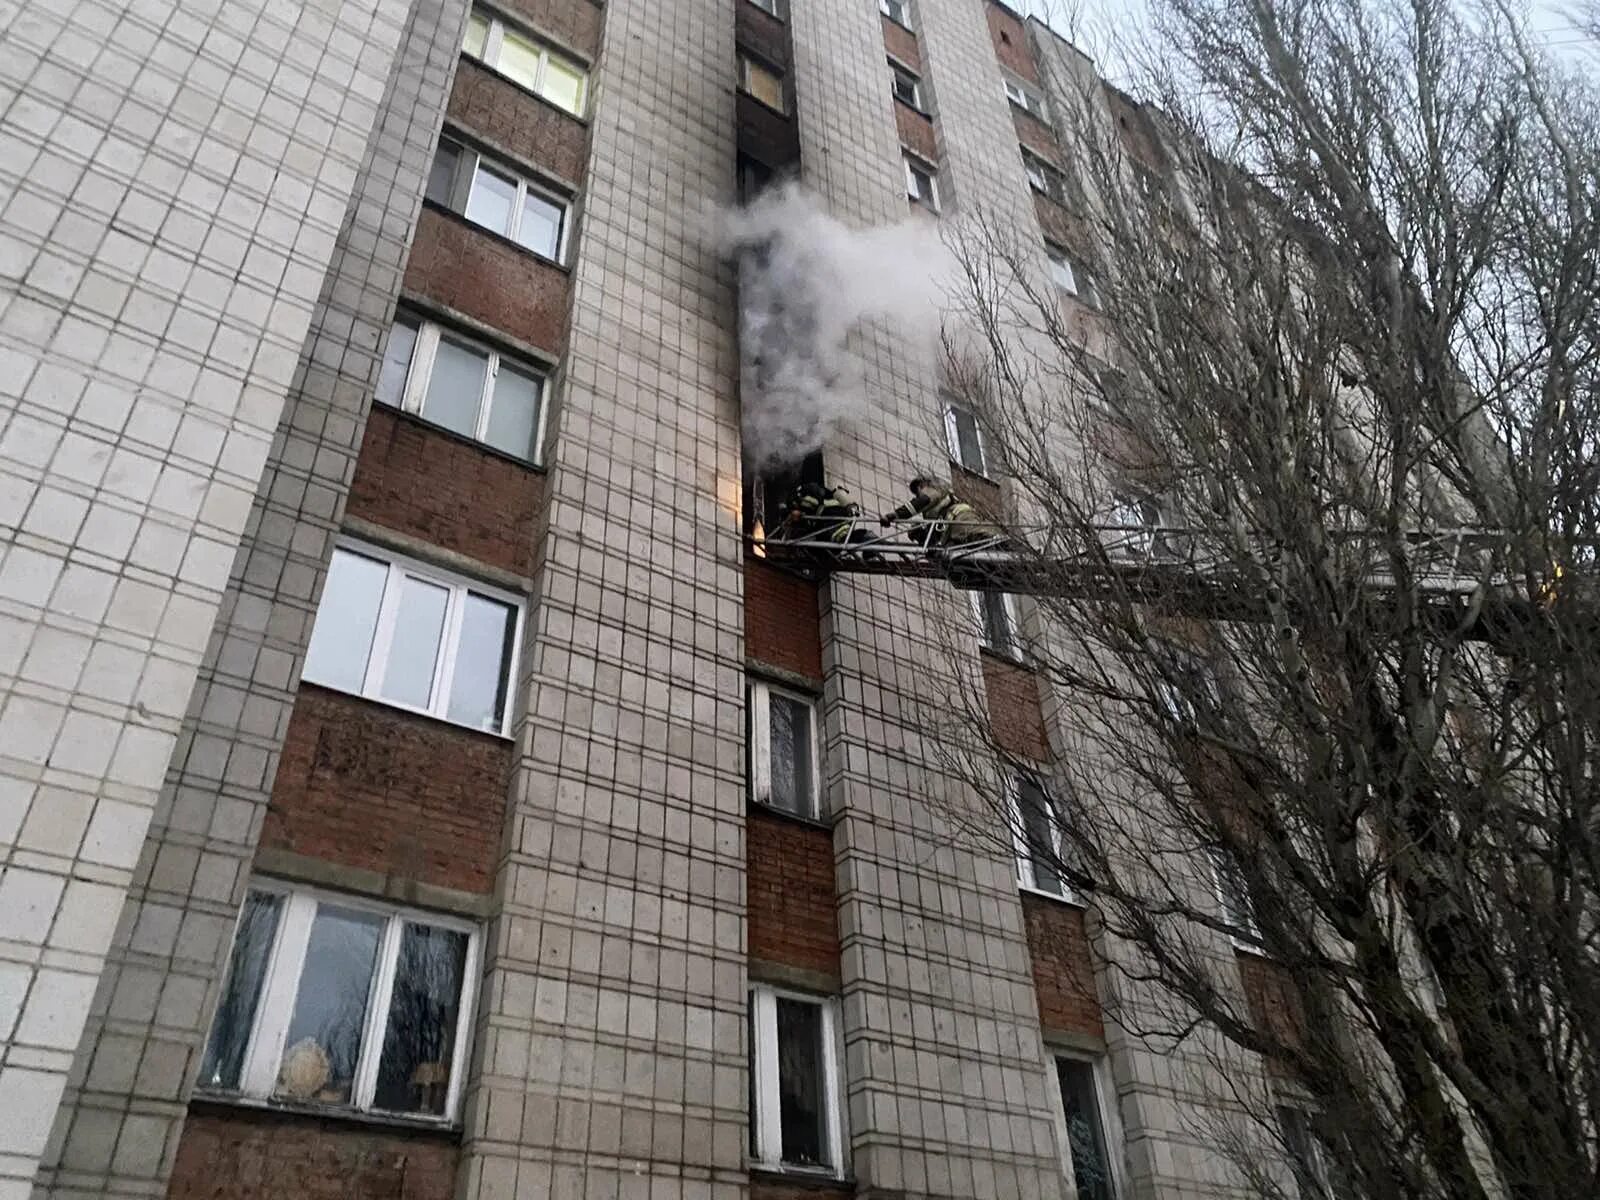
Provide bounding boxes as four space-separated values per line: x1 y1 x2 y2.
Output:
723 184 954 470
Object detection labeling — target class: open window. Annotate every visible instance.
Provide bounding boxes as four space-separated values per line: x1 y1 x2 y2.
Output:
972 589 1022 658
944 401 990 477
1011 775 1077 900
1053 1055 1122 1200
904 153 940 212
744 449 824 543
748 985 846 1175
1212 849 1262 947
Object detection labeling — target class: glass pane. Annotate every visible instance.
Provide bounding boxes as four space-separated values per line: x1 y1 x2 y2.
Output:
1050 253 1077 293
768 693 814 816
464 164 517 238
743 59 785 112
425 140 459 207
303 549 390 693
447 593 517 732
484 364 542 460
953 408 985 473
276 905 384 1106
1058 1059 1116 1200
1019 781 1063 894
496 29 544 91
462 10 488 57
374 318 418 409
373 924 469 1115
199 891 283 1090
378 575 449 709
422 337 489 438
776 998 828 1167
981 591 1014 653
540 55 586 115
515 188 564 259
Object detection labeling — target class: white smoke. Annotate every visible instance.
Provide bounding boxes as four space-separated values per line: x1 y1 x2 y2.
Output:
722 184 956 470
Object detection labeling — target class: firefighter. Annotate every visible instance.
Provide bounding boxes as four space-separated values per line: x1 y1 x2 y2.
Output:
779 481 864 547
879 476 983 547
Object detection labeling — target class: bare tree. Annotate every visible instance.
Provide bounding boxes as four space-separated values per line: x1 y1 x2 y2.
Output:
932 2 1600 1197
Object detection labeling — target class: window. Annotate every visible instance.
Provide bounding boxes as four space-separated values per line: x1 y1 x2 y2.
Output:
738 53 786 113
1277 1106 1356 1200
1054 1056 1120 1200
737 154 774 205
1213 850 1261 945
748 678 820 818
1022 149 1071 206
375 314 548 463
746 0 782 14
462 7 588 117
302 542 523 735
904 154 939 211
1012 776 1073 898
198 883 479 1122
427 136 570 262
879 0 911 27
889 60 923 110
1003 76 1049 120
971 589 1021 658
1046 245 1101 308
748 985 845 1174
1152 645 1222 728
1106 491 1162 560
943 402 989 476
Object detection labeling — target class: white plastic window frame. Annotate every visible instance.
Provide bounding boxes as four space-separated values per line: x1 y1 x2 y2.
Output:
746 0 782 16
465 7 588 117
453 145 571 263
879 0 912 28
970 589 1022 659
1046 243 1096 303
1212 848 1263 950
889 59 923 111
904 153 939 211
203 880 481 1125
943 401 989 477
380 315 550 466
1048 1051 1126 1200
748 984 847 1177
737 52 787 114
747 677 822 819
302 539 526 737
1003 75 1049 120
1009 775 1079 903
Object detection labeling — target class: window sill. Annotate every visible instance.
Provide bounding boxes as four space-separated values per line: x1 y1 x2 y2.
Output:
978 643 1033 672
748 798 832 833
458 52 590 127
1018 882 1086 909
373 399 548 474
190 1091 462 1138
894 95 932 121
296 680 515 743
420 199 572 277
737 87 790 118
748 1165 853 1189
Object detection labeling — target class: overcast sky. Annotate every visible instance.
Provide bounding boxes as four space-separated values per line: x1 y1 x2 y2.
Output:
1023 0 1596 86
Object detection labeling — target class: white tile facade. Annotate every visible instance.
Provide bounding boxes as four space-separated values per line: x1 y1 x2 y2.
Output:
0 0 412 1192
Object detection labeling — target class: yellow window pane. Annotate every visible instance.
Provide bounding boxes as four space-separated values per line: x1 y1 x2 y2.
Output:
541 56 587 115
743 58 784 112
462 11 488 57
496 30 543 92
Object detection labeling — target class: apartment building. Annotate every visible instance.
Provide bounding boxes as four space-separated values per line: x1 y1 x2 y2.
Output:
0 0 1281 1198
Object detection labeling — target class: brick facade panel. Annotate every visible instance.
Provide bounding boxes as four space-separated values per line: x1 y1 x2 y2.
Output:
881 15 920 69
1020 892 1103 1037
982 654 1051 761
447 59 589 184
496 0 602 60
952 463 1004 521
405 208 570 356
1033 190 1080 251
263 685 511 894
895 101 938 163
1238 951 1306 1055
744 559 823 682
1015 108 1064 167
747 806 841 979
986 3 1040 83
751 1179 853 1200
737 92 802 170
167 1107 457 1200
735 3 792 69
348 405 543 578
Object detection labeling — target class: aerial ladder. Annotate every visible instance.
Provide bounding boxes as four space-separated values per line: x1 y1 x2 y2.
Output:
748 514 1576 645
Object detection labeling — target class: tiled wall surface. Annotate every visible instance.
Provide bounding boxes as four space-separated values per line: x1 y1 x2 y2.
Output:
451 0 750 1194
0 0 431 1191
